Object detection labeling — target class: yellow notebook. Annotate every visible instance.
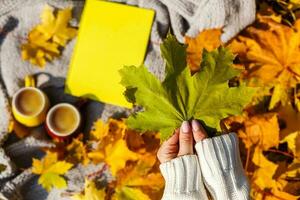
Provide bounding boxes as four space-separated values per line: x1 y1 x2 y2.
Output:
65 0 154 108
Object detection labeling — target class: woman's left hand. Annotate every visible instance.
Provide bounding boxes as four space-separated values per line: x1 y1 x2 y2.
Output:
157 120 207 163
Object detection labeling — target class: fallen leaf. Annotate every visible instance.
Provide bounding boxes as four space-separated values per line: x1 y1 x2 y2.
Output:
250 148 297 199
66 136 90 165
185 29 222 71
252 148 278 191
89 119 109 140
239 113 280 150
36 5 77 46
72 179 106 200
104 139 138 176
32 151 73 191
112 154 163 200
21 5 77 67
228 17 300 88
88 119 138 176
278 104 300 137
281 131 300 160
258 0 300 26
269 84 288 110
113 186 151 200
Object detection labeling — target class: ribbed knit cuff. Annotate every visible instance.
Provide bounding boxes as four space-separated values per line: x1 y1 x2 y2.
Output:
195 133 250 200
159 155 208 200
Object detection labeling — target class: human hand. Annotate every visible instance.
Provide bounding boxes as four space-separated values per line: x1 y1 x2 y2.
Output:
157 120 207 163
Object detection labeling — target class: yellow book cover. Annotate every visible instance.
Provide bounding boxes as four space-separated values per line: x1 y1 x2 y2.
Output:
65 0 154 108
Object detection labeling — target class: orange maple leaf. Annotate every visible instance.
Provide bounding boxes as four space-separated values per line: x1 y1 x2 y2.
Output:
185 29 222 72
228 16 300 88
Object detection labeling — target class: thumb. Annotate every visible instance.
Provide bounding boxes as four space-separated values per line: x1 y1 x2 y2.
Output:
178 121 194 156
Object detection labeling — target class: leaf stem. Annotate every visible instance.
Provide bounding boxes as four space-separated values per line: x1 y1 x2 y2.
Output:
244 147 251 172
265 149 295 159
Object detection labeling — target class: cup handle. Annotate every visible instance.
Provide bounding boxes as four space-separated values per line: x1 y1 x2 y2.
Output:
25 75 36 88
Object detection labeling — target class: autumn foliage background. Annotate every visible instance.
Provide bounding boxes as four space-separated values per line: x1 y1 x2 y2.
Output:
12 0 300 199
185 1 300 199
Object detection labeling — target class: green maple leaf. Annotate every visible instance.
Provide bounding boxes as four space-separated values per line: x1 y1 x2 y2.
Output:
119 34 256 141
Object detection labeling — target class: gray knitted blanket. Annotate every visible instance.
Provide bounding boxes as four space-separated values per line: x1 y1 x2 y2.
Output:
0 0 255 199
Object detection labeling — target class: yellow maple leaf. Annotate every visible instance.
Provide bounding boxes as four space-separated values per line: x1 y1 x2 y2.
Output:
250 139 300 200
278 104 300 138
228 16 300 109
112 152 164 199
36 5 77 45
89 119 109 140
72 179 106 200
32 151 73 191
280 131 300 178
113 186 151 200
239 113 280 150
105 139 138 176
89 139 138 176
88 119 138 176
21 5 77 67
66 137 90 165
265 189 299 200
228 17 300 88
252 148 278 191
185 29 222 72
281 131 300 157
250 148 298 200
87 118 163 199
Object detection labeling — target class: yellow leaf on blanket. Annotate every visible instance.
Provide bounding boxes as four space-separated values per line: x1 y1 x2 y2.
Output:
32 151 73 191
36 5 77 46
21 5 77 67
88 119 138 176
103 139 138 176
66 136 90 165
72 179 106 200
89 119 109 140
113 186 151 200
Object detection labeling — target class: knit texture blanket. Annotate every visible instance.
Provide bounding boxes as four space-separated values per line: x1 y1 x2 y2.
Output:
0 0 255 199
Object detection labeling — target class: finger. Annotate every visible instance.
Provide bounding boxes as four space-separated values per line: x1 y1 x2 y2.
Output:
191 120 207 143
164 128 179 146
157 129 179 163
178 121 193 156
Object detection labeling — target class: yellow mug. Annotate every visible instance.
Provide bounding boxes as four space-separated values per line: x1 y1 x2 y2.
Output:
12 76 50 127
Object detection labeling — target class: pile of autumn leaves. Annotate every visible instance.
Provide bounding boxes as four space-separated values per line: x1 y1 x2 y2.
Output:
186 12 300 200
226 16 300 198
21 3 300 200
32 119 163 199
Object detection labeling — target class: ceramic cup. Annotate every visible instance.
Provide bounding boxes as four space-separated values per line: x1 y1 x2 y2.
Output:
45 103 81 140
12 87 50 127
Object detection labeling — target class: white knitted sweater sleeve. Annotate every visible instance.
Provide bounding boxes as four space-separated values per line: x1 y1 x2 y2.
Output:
195 133 250 200
160 133 250 200
159 155 208 200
